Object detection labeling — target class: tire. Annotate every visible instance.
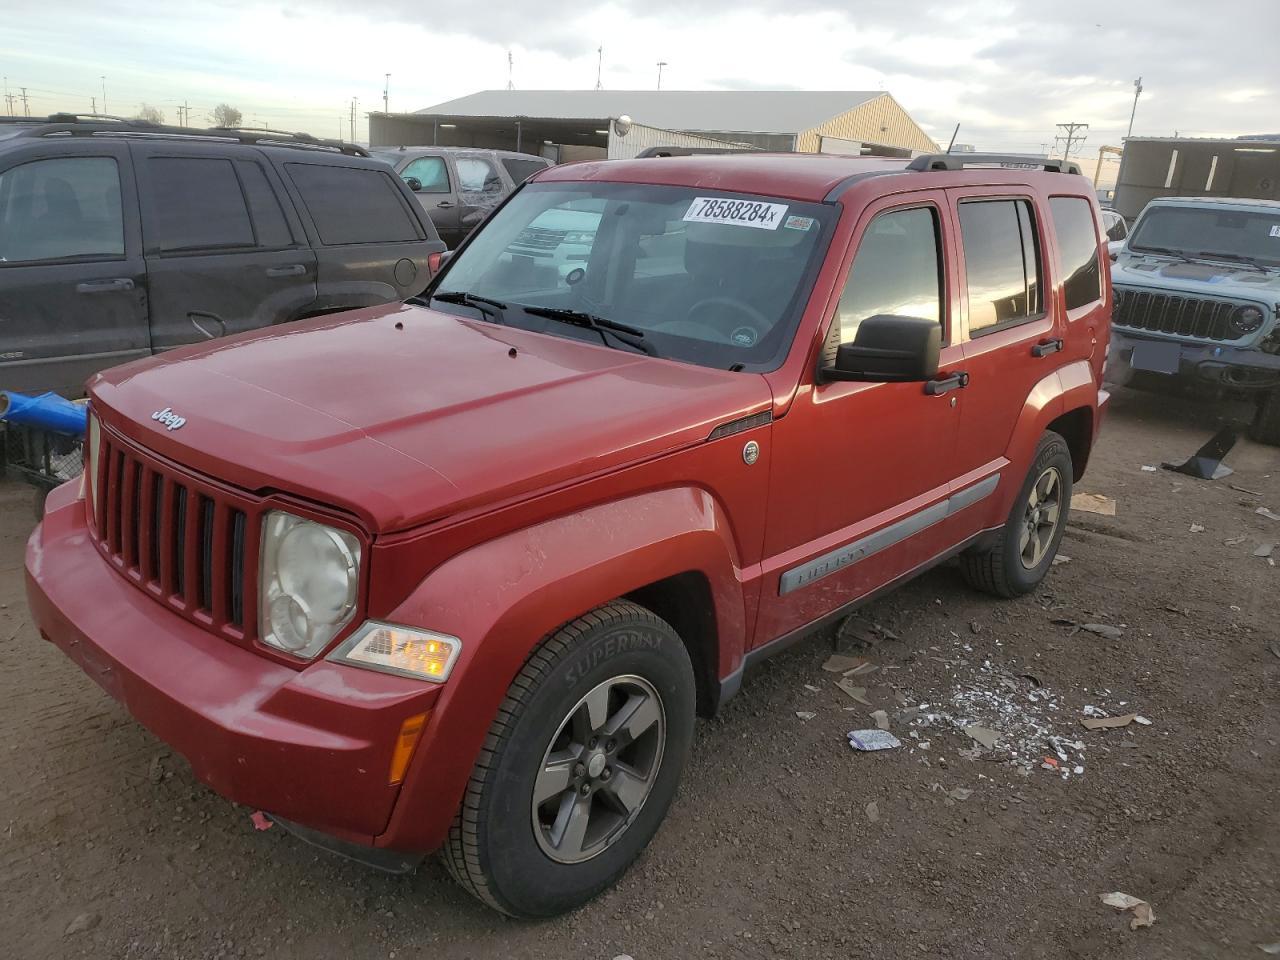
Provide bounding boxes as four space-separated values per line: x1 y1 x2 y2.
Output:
1249 390 1280 447
443 600 696 917
960 431 1073 598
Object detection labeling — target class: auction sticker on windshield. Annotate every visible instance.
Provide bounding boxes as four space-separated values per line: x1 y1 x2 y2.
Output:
684 197 787 230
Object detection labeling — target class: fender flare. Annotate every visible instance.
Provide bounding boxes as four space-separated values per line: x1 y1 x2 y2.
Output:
377 486 746 852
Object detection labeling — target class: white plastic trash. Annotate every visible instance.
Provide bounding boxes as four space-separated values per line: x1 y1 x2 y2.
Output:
848 729 902 751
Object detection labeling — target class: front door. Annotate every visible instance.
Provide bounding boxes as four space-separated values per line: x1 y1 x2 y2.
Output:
0 142 148 397
398 154 461 246
756 193 968 643
133 143 318 351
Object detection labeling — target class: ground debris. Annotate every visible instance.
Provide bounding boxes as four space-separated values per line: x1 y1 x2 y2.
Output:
1100 891 1156 930
795 711 816 722
822 654 867 673
865 801 880 822
1052 618 1123 639
848 730 901 751
1071 492 1117 516
1081 713 1143 731
1253 543 1275 558
1257 507 1280 522
836 679 872 705
64 913 100 937
870 709 890 731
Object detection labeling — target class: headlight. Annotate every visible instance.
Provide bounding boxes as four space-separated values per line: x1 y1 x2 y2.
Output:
563 231 595 245
329 622 462 683
83 412 101 522
1230 305 1265 335
259 510 360 658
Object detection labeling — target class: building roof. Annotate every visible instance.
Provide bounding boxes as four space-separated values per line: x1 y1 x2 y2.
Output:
414 90 884 135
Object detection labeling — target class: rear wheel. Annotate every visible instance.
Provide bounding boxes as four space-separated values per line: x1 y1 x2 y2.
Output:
443 601 695 917
960 431 1073 598
1249 389 1280 447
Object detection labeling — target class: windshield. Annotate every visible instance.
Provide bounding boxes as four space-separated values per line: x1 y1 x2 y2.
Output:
1129 204 1280 267
433 181 835 370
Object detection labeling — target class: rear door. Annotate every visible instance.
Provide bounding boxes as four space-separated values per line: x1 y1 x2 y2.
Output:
396 153 462 246
452 154 507 242
133 143 318 350
280 159 438 307
0 141 148 396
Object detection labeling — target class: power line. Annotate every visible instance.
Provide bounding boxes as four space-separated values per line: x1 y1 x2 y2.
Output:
1053 121 1088 160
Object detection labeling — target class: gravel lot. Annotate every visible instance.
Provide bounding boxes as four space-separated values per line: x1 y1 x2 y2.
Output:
2 386 1277 960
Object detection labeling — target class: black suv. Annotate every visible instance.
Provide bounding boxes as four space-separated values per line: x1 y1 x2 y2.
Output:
0 115 446 397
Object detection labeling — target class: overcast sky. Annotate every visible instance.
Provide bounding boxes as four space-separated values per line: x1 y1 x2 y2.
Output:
2 0 1275 158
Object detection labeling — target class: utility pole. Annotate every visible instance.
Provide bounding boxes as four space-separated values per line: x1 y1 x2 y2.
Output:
1126 77 1143 139
182 100 190 126
91 96 96 114
1054 122 1088 161
350 97 358 142
506 51 514 90
656 61 668 90
383 73 390 114
19 87 30 117
595 46 603 90
100 76 107 115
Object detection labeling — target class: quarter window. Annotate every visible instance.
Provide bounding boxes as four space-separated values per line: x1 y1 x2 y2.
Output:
148 157 254 252
501 157 548 184
401 156 450 193
827 207 942 361
958 199 1042 334
0 157 124 263
1050 197 1103 310
286 164 420 245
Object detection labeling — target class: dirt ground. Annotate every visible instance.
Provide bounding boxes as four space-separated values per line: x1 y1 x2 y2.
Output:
2 386 1277 960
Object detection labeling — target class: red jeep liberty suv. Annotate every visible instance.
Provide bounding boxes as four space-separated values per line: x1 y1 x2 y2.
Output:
26 151 1110 917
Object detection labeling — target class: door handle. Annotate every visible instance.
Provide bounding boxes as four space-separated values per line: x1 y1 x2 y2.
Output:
1031 337 1064 358
76 278 134 294
188 312 226 340
436 201 454 208
265 264 306 278
924 371 969 396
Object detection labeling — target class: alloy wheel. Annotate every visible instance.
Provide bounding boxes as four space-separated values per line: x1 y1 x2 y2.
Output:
1019 466 1063 569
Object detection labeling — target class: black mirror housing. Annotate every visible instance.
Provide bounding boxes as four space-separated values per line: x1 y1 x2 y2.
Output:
405 177 423 192
820 314 941 383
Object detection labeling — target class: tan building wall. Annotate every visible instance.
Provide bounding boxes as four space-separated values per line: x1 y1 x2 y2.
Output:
795 94 938 155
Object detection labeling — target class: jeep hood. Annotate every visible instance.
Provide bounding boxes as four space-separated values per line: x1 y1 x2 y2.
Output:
90 303 772 532
1113 254 1280 296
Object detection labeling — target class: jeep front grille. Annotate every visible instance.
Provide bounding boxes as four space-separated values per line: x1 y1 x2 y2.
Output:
89 428 258 641
1113 288 1239 341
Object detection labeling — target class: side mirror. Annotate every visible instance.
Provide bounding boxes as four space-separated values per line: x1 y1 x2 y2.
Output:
820 314 940 383
405 177 423 192
1107 239 1125 262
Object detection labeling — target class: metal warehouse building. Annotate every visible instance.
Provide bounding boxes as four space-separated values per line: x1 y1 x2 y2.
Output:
370 90 938 161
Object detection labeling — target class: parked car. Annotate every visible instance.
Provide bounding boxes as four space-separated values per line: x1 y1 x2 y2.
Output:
1108 196 1280 444
27 151 1110 918
372 145 551 248
0 115 446 398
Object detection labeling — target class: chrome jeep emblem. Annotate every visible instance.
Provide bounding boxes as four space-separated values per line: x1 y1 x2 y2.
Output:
151 407 187 431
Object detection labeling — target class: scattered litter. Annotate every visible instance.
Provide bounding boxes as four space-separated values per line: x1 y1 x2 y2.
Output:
870 709 890 731
1225 535 1248 545
865 801 880 822
1081 622 1124 639
1041 756 1060 770
1100 891 1156 930
1254 543 1275 558
1071 492 1117 516
63 913 101 937
1189 522 1205 533
848 729 902 752
969 621 983 634
964 725 1000 750
1259 942 1280 955
1162 426 1236 480
822 654 866 673
1257 507 1280 522
836 679 873 706
795 711 817 722
1229 483 1262 496
1134 716 1152 726
249 811 273 831
803 683 821 692
1052 554 1072 566
1140 465 1158 472
948 787 973 802
1081 713 1141 731
1268 641 1280 660
1019 673 1043 688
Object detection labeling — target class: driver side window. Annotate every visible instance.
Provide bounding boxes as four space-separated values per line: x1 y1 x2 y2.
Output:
826 206 942 362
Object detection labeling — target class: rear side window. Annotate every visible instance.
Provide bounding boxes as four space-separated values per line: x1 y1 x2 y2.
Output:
1050 197 1103 310
235 160 293 248
0 157 124 263
826 206 942 362
401 156 450 193
148 157 253 252
455 157 504 195
286 164 420 245
959 199 1042 334
501 157 548 184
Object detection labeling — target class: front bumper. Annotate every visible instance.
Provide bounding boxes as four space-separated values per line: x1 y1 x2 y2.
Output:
1111 329 1280 386
25 482 443 849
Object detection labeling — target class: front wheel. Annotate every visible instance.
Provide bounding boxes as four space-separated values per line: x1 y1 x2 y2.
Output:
960 431 1073 598
443 601 695 917
1250 389 1280 447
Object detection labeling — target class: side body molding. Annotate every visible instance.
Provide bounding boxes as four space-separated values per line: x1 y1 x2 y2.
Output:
377 487 746 852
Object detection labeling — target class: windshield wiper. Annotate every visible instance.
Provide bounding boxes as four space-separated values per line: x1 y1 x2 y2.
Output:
1190 251 1270 273
1132 245 1197 263
428 291 508 324
518 305 657 356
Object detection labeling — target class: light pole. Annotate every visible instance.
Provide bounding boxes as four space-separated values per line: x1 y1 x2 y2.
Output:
656 61 668 90
1126 77 1143 139
383 73 390 115
100 76 107 115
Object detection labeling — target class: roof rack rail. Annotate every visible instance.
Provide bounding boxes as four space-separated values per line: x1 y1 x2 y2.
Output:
11 114 369 157
635 146 759 158
907 153 1082 175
